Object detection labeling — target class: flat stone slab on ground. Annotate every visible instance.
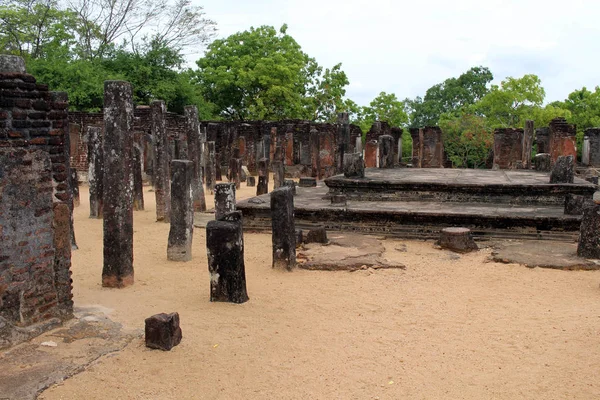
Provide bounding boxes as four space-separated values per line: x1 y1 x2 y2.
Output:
297 233 405 271
491 240 600 270
0 306 139 400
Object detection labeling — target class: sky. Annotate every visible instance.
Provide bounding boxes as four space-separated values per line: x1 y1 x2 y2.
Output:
192 0 600 107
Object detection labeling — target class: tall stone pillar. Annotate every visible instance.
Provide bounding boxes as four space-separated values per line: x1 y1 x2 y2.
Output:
310 127 320 179
214 183 236 220
337 112 350 174
577 203 600 259
285 131 294 166
269 127 277 162
584 128 600 167
522 120 534 169
205 141 216 194
257 158 269 195
355 136 363 155
167 160 194 261
88 126 103 218
102 81 134 288
378 134 394 168
364 140 378 168
206 211 249 303
421 126 444 168
409 128 421 167
493 128 525 169
133 144 144 211
271 186 296 270
185 105 206 211
152 100 170 222
228 148 242 189
549 117 577 164
582 137 591 166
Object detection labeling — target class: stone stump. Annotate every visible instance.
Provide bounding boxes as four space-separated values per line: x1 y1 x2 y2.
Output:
205 141 216 194
283 179 296 195
214 183 236 220
152 100 170 222
206 211 249 303
438 227 478 253
549 155 574 184
343 153 365 178
133 145 144 211
102 81 134 288
167 160 194 262
88 126 103 218
271 186 296 270
145 312 182 351
577 204 600 259
306 226 328 244
257 158 269 195
534 153 551 172
378 135 395 168
247 176 256 187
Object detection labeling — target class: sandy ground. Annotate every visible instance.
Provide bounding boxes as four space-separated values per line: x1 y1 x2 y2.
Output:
37 182 600 400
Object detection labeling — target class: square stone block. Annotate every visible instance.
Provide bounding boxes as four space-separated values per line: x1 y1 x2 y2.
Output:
145 312 182 351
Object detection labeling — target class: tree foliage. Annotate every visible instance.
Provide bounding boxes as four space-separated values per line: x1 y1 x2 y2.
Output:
439 112 493 168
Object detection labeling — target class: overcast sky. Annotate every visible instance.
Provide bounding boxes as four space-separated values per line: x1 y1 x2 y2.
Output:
193 0 600 107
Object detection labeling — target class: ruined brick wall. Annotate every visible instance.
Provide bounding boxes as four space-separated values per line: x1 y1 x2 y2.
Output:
493 128 524 169
549 117 577 164
420 126 444 168
0 56 73 338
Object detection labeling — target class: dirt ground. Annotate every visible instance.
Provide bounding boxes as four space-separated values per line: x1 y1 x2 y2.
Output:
37 182 600 400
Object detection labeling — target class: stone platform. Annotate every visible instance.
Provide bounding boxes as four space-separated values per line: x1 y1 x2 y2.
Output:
237 169 597 241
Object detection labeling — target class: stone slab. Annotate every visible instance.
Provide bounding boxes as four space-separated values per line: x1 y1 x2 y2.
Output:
491 241 600 270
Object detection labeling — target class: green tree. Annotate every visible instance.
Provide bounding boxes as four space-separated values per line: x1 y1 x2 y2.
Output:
306 63 350 122
357 91 408 132
439 112 493 168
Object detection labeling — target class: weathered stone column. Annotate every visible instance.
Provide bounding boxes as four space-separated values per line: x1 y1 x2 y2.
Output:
522 120 534 169
206 211 249 303
152 100 170 222
378 134 394 168
271 186 296 270
257 158 269 195
493 128 525 169
344 153 365 178
167 160 194 261
272 158 285 189
184 105 207 211
364 140 378 168
409 128 421 167
549 155 574 183
421 126 444 168
214 183 236 220
88 126 103 218
355 136 363 155
582 137 591 166
584 128 600 167
577 203 600 258
285 131 294 166
337 112 350 174
205 141 216 194
535 127 550 154
133 144 145 211
269 127 277 161
534 153 552 171
102 80 134 288
228 148 242 189
71 168 80 207
310 127 320 179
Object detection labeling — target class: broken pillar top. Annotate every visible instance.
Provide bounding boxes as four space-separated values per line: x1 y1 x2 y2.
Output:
584 127 600 138
0 54 26 73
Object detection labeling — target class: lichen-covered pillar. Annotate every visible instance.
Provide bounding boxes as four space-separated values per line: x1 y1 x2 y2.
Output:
228 148 242 189
577 203 600 259
310 127 320 179
522 120 534 169
206 211 249 303
549 155 574 183
378 134 394 168
185 105 206 211
152 100 170 222
409 128 421 167
88 126 103 218
584 128 600 167
549 117 577 163
421 126 444 168
205 141 216 194
364 140 378 168
493 128 525 169
133 144 144 211
344 153 365 178
337 112 350 174
214 183 236 220
271 186 296 270
167 160 194 261
102 80 134 288
257 158 269 195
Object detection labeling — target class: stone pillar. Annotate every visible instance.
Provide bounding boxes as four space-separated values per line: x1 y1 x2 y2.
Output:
534 153 552 172
337 112 350 174
421 126 444 168
344 153 365 178
409 128 421 167
584 128 600 167
206 211 249 303
522 120 534 169
549 155 574 184
355 136 363 155
535 127 550 154
378 134 394 168
214 183 236 220
549 117 577 164
185 105 206 212
228 148 242 189
88 126 103 218
271 186 296 270
577 203 600 259
493 128 525 169
285 131 294 166
167 160 194 262
364 140 378 168
272 159 285 189
269 127 277 162
133 144 144 211
102 80 134 288
71 168 80 207
582 137 591 166
152 100 170 222
310 127 320 179
205 141 216 194
257 158 269 195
